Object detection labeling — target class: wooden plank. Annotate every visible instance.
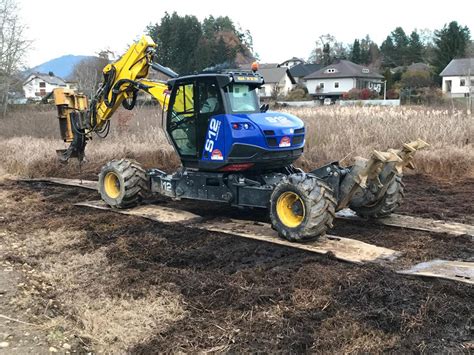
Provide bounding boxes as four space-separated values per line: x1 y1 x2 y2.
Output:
337 209 474 237
199 219 400 264
17 177 97 191
76 201 400 265
398 260 474 285
75 200 202 224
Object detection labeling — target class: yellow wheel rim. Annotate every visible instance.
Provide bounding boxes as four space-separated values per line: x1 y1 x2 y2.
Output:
104 172 121 199
276 191 305 228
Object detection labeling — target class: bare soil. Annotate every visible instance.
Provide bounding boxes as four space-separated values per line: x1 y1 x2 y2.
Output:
0 174 472 353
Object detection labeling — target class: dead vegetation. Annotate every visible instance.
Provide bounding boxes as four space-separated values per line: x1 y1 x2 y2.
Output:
0 104 472 180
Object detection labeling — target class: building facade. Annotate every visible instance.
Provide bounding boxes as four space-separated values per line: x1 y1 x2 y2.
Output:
440 59 474 98
304 60 383 101
23 73 67 100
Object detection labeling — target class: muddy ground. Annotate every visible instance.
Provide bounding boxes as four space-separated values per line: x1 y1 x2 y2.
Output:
0 174 472 353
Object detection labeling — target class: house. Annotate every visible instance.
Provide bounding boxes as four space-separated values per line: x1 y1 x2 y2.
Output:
23 72 67 100
278 57 305 69
304 60 384 100
289 63 323 84
257 67 296 98
440 58 474 98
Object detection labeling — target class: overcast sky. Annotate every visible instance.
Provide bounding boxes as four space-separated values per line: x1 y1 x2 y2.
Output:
18 0 474 67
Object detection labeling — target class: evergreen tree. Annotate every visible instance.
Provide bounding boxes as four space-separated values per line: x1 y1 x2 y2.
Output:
146 12 254 74
359 35 371 64
351 39 361 63
432 21 471 75
407 31 424 64
391 27 410 65
381 36 396 67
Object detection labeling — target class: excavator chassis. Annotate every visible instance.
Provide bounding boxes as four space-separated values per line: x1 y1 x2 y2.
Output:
98 139 428 242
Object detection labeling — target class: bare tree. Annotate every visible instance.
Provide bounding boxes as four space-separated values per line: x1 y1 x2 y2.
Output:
308 34 348 65
70 52 110 97
0 0 30 117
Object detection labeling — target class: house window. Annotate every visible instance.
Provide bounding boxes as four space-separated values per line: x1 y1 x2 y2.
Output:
39 82 46 88
319 83 324 88
362 68 370 73
326 68 336 73
334 82 339 89
445 80 452 92
460 79 465 86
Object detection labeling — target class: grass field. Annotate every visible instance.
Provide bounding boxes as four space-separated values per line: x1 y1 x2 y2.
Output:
0 104 472 180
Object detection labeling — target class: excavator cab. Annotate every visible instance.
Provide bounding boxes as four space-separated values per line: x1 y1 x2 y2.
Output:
165 72 306 172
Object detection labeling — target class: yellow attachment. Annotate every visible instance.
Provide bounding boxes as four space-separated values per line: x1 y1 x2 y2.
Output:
104 172 121 199
276 191 305 228
53 88 88 142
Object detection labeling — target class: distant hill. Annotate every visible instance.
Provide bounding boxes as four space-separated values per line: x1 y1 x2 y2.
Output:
27 55 95 79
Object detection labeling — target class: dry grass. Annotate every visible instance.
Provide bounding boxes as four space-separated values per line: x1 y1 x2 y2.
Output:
287 106 473 179
0 104 472 180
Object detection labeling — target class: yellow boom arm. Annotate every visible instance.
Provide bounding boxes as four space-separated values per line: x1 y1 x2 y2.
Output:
53 35 175 161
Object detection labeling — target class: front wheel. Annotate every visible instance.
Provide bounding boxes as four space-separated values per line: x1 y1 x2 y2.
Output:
270 174 336 242
98 159 148 208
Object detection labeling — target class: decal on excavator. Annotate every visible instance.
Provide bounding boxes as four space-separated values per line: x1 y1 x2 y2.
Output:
203 117 224 160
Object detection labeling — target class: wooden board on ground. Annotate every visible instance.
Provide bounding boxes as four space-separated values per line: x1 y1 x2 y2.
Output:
337 209 474 237
17 177 97 191
76 200 202 224
398 260 474 285
76 200 400 265
202 219 401 264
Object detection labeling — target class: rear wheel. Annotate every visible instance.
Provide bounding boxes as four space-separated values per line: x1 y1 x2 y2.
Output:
350 175 404 218
270 173 336 242
98 159 148 208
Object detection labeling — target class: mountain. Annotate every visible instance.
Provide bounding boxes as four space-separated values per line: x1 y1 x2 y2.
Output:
27 55 95 79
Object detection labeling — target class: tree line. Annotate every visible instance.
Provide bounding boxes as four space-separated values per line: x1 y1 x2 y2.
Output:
146 12 255 75
310 21 472 78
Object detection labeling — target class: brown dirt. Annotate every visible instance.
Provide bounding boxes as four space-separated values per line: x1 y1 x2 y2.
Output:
0 175 473 352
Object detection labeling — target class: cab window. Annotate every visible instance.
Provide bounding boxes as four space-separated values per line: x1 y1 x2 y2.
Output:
224 84 259 113
169 83 197 156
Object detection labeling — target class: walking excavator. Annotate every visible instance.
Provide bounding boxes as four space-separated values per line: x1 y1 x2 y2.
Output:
52 35 428 242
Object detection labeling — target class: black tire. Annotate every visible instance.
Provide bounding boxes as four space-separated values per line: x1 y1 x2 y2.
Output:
270 173 336 242
350 175 404 218
98 159 148 208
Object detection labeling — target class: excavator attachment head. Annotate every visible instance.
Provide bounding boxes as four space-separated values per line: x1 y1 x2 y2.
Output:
335 139 429 212
53 88 89 163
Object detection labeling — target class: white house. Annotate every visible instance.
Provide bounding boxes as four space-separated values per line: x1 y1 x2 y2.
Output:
23 72 67 100
304 60 384 100
257 67 296 98
440 58 474 98
278 57 305 69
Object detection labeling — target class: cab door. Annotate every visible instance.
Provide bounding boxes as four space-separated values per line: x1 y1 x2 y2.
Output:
167 81 198 160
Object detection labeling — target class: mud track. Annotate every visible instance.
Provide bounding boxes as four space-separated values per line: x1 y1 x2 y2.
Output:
0 174 473 352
